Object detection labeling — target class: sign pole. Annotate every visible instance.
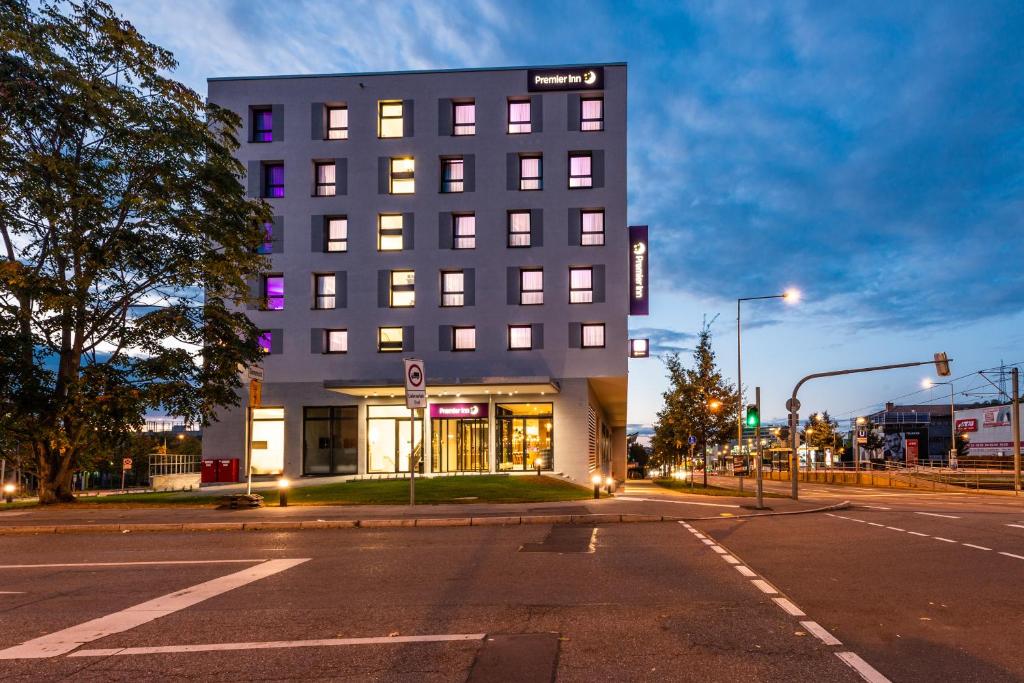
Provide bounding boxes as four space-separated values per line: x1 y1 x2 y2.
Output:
755 386 763 509
403 358 427 507
409 406 416 507
1013 367 1021 495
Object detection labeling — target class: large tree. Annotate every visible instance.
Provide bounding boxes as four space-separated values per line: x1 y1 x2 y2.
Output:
0 1 270 503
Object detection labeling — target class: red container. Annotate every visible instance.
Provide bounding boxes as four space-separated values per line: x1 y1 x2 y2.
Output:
217 458 239 483
201 459 219 483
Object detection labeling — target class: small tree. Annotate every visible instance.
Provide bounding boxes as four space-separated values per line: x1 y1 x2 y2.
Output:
801 411 843 462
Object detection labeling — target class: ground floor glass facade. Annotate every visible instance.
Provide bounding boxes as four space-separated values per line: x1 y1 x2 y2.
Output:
367 405 424 473
496 403 554 471
303 406 357 474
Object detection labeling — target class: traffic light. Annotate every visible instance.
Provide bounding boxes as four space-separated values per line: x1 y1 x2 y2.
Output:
745 404 760 428
934 352 951 377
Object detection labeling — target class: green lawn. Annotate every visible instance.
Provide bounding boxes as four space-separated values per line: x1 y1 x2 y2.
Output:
2 475 597 509
654 479 785 498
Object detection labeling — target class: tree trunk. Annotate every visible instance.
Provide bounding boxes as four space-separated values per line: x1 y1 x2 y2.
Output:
35 444 76 504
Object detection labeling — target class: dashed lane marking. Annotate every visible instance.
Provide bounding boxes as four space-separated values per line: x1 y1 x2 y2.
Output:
963 544 991 551
907 531 929 537
615 496 740 509
915 512 960 519
830 515 1024 560
751 579 777 595
800 620 842 646
0 559 266 570
1006 524 1024 530
710 545 728 554
885 527 905 532
772 597 806 617
722 555 740 564
835 651 892 683
999 552 1024 560
735 565 757 577
863 506 891 510
934 537 956 543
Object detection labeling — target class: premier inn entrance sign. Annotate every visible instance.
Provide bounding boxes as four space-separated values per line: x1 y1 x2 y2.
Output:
528 67 604 92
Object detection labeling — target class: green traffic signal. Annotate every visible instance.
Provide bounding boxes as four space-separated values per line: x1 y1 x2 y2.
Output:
745 405 760 428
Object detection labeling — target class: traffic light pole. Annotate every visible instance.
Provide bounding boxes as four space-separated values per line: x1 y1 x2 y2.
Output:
788 357 952 500
755 386 763 509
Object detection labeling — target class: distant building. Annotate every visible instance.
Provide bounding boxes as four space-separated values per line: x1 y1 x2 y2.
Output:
864 403 956 463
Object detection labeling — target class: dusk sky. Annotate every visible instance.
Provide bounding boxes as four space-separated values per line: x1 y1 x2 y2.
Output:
111 0 1024 433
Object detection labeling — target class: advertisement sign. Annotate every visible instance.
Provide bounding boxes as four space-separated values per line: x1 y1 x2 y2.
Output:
906 438 919 465
983 406 1012 427
527 66 603 92
628 225 649 316
403 358 426 410
955 418 978 433
955 404 1023 455
429 403 488 419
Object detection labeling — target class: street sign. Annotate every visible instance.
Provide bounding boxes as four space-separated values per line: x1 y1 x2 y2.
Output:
688 435 696 446
247 365 264 382
249 379 262 409
404 358 426 409
856 428 867 445
786 397 801 412
122 458 133 471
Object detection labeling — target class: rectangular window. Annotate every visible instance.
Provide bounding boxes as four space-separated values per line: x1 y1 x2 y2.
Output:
507 211 531 248
390 270 415 307
453 101 475 135
520 269 543 305
508 100 531 134
258 330 273 354
314 273 336 309
325 329 348 353
314 162 336 196
581 209 605 246
569 267 593 303
252 108 273 142
378 100 404 138
582 323 605 348
326 106 348 139
520 155 541 191
496 402 553 471
581 98 603 131
441 271 464 307
452 326 476 351
508 325 532 350
257 221 273 255
325 216 348 252
389 157 415 194
263 275 284 310
453 214 475 250
263 163 284 198
378 214 404 251
378 326 403 352
441 158 464 193
569 152 593 188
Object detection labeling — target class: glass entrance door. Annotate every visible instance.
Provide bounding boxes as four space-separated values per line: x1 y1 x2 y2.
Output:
368 405 423 473
432 418 488 472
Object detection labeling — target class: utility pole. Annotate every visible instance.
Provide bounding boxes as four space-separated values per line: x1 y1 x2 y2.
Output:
755 386 763 509
1013 367 1020 495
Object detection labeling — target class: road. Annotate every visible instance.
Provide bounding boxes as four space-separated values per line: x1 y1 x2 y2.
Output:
0 482 1021 681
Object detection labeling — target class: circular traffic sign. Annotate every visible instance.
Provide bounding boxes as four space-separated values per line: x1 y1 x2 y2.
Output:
407 363 423 387
785 398 801 412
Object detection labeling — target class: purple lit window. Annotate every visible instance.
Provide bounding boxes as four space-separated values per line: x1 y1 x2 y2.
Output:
258 330 272 353
264 164 284 198
257 222 273 254
253 108 273 142
264 275 284 310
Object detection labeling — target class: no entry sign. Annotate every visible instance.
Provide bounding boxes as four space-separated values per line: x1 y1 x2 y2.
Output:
404 358 426 409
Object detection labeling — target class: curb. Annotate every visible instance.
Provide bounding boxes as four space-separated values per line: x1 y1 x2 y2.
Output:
0 504 848 536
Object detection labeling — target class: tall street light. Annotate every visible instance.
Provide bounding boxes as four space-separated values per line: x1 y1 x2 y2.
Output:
923 378 956 465
737 289 799 476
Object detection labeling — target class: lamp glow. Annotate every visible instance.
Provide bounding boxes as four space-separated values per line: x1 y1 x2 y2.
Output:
2 483 15 494
278 478 290 489
783 288 801 303
922 378 934 389
591 474 603 485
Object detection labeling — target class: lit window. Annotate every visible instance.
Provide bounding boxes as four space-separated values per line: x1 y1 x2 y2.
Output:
263 163 284 198
629 338 650 358
390 270 415 307
257 221 273 255
508 100 531 134
520 269 543 305
263 275 284 310
508 211 531 247
327 106 348 139
390 157 415 194
453 214 475 249
326 329 348 353
378 327 403 352
325 217 347 252
441 158 464 193
509 325 532 350
378 100 404 138
378 214 404 251
441 271 464 307
581 98 603 131
314 162 335 196
453 102 475 135
570 267 593 303
453 326 476 351
258 330 272 353
252 108 272 142
569 152 592 188
520 155 541 191
314 273 335 309
581 210 605 246
582 323 605 348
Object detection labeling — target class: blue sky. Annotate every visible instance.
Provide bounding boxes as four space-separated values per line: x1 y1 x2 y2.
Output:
110 0 1024 432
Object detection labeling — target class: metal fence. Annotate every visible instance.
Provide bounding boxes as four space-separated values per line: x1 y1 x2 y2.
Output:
148 453 201 478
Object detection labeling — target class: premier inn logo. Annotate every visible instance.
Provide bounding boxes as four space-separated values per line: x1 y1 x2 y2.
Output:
527 67 604 92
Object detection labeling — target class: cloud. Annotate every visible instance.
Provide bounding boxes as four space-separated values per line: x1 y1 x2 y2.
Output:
629 327 694 355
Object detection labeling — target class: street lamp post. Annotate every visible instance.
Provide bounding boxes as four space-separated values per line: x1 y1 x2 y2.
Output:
923 379 956 466
737 290 799 486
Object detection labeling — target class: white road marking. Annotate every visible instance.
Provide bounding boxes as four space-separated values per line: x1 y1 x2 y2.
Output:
800 620 842 646
710 546 728 555
588 528 599 553
0 558 309 659
963 543 991 551
885 527 905 532
836 651 892 682
867 522 884 527
863 506 891 510
0 559 265 570
616 496 740 509
1006 524 1024 530
735 565 757 577
69 633 486 657
751 579 777 595
693 533 706 539
701 539 715 546
915 512 959 519
934 537 956 543
850 518 867 523
772 597 806 617
0 591 25 594
999 552 1024 560
721 555 740 564
907 531 929 537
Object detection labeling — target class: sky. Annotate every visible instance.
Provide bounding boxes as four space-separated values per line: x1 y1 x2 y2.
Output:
108 0 1024 433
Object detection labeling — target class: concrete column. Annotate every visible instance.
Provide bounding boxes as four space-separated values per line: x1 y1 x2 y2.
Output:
488 394 496 473
357 400 367 476
423 400 433 475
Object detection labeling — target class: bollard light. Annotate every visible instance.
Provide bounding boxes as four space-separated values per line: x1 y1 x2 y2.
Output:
591 473 602 499
277 478 290 507
3 482 15 504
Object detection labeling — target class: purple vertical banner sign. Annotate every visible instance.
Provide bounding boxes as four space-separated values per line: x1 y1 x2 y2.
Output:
628 225 649 316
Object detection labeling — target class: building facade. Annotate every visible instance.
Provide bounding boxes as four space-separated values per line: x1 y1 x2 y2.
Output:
203 63 632 486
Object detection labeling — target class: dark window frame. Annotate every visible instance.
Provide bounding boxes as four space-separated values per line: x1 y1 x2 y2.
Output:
452 326 476 352
453 101 475 136
581 322 606 349
326 105 348 140
378 100 404 138
581 209 605 246
519 268 543 305
324 329 348 354
389 157 415 194
314 161 336 196
377 326 404 353
519 154 542 191
508 99 532 134
252 107 273 142
441 270 465 307
263 163 284 198
325 216 348 252
263 274 284 310
453 213 476 250
507 211 531 248
508 325 533 351
568 152 593 189
389 270 415 308
440 157 464 193
580 97 604 132
569 267 594 304
378 214 404 252
313 273 336 310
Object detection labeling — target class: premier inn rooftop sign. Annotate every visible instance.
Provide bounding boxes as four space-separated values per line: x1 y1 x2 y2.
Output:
527 67 604 91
